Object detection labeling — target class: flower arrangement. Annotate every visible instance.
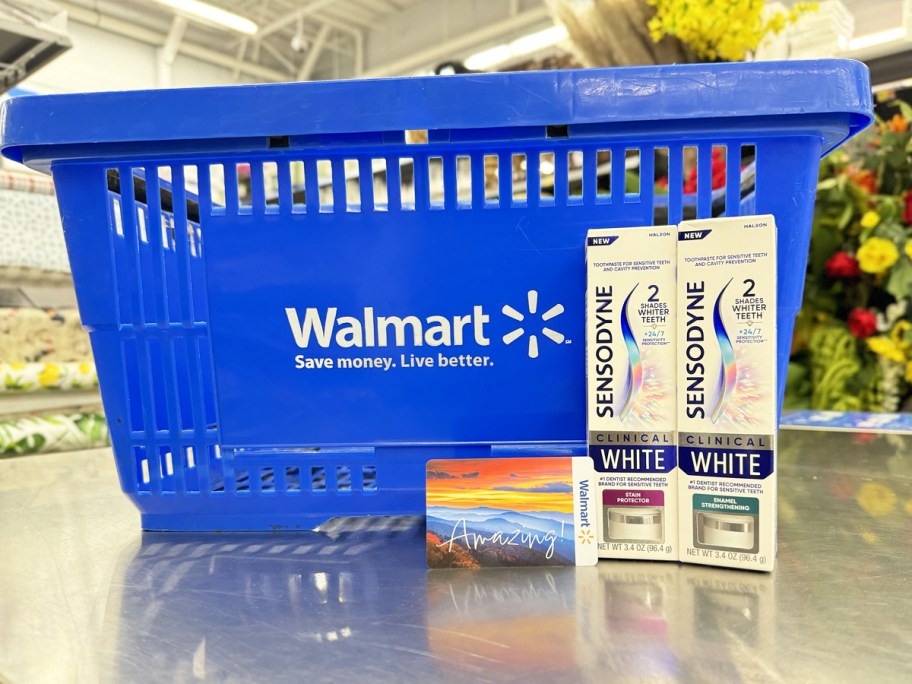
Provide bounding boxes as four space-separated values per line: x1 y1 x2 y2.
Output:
646 0 817 62
788 100 912 412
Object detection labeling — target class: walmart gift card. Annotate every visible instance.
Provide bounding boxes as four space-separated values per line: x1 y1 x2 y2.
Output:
426 457 598 568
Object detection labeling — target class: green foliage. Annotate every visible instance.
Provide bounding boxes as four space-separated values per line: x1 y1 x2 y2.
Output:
792 99 912 412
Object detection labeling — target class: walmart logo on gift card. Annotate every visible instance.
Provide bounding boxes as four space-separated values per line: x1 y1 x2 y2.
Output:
285 289 569 359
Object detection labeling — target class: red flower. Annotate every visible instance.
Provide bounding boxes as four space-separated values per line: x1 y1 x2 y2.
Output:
903 191 912 225
852 169 877 194
683 149 727 194
847 308 877 339
824 251 861 279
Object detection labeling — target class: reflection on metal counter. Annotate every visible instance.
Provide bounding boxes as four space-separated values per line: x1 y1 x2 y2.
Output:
106 520 429 682
2 428 912 683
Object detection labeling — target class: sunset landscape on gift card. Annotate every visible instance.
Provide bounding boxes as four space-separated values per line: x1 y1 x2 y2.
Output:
426 457 573 513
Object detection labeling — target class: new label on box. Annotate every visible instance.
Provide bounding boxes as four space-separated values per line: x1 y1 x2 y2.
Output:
676 215 777 572
586 226 677 562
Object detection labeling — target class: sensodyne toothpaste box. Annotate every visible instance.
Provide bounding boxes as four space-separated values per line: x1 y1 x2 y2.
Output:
676 215 777 572
586 226 677 561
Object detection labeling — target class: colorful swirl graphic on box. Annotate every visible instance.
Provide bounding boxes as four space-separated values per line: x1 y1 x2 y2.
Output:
711 280 736 423
619 286 643 420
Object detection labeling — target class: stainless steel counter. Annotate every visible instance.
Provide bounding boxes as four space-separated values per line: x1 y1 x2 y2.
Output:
2 428 911 683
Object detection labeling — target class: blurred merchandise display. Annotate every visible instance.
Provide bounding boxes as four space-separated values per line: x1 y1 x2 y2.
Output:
788 97 912 412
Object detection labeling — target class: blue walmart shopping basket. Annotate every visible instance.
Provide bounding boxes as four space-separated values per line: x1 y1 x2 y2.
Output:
0 61 872 530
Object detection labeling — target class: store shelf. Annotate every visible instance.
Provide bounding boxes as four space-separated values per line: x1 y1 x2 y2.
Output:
0 1 71 94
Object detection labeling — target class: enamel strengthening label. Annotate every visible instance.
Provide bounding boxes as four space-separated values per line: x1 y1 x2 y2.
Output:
586 226 677 561
677 215 777 572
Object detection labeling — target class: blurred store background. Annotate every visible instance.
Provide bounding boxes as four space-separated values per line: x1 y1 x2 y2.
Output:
2 0 912 457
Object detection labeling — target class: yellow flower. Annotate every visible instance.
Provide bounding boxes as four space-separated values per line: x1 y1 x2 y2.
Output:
905 239 912 261
891 321 912 351
38 363 61 387
646 0 816 62
857 237 899 274
856 481 897 517
867 336 906 363
906 361 912 383
78 362 92 375
860 529 879 545
9 362 26 371
860 211 881 229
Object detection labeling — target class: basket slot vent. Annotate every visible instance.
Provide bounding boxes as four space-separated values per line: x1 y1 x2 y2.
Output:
625 149 641 201
740 144 756 205
111 196 124 236
344 158 361 212
311 465 326 492
316 159 334 212
260 466 275 492
362 465 377 492
667 145 684 225
286 466 301 492
336 465 352 492
539 152 555 207
161 214 174 250
209 445 225 493
289 160 306 213
236 162 252 212
655 147 670 224
207 163 225 211
428 156 444 209
235 468 250 492
399 157 415 210
137 205 148 243
183 446 200 493
372 158 388 210
157 447 178 493
596 149 611 201
134 447 151 492
696 145 713 217
483 154 498 208
511 153 527 205
262 161 279 214
454 155 471 208
568 150 583 203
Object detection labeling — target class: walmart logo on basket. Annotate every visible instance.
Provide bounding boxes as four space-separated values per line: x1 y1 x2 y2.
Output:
285 290 566 359
501 290 565 359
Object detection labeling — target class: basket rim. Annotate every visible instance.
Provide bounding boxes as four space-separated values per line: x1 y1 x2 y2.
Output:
1 59 872 169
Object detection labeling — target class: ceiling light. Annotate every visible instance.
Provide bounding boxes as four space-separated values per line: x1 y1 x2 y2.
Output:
149 0 258 35
464 24 568 71
849 27 907 51
464 45 512 71
510 25 568 57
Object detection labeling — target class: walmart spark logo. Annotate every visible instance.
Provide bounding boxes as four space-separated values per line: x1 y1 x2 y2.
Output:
577 528 594 545
501 290 565 359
